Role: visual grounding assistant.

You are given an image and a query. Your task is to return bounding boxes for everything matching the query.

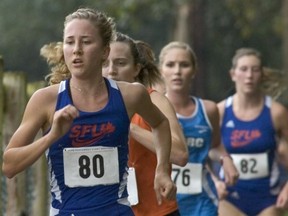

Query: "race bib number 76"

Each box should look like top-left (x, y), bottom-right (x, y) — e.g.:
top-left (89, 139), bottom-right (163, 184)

top-left (171, 163), bottom-right (202, 194)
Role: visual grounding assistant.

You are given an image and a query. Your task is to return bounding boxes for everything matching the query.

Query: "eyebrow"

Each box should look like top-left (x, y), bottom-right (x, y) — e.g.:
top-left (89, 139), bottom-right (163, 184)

top-left (64, 35), bottom-right (93, 39)
top-left (113, 57), bottom-right (128, 61)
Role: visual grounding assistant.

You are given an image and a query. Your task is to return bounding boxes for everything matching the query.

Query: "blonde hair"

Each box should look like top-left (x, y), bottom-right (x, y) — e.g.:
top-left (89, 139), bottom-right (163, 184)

top-left (261, 67), bottom-right (287, 99)
top-left (231, 48), bottom-right (287, 99)
top-left (231, 48), bottom-right (262, 69)
top-left (42, 8), bottom-right (116, 85)
top-left (64, 8), bottom-right (115, 47)
top-left (40, 42), bottom-right (69, 85)
top-left (158, 41), bottom-right (197, 71)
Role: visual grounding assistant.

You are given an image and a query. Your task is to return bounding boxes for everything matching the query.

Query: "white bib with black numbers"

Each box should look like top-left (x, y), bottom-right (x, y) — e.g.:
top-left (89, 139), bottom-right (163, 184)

top-left (172, 163), bottom-right (202, 194)
top-left (63, 146), bottom-right (119, 187)
top-left (231, 152), bottom-right (269, 179)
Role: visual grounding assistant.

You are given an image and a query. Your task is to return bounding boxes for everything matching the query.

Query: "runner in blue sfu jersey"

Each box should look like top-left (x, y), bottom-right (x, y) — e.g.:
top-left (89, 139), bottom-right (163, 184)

top-left (218, 48), bottom-right (288, 216)
top-left (2, 7), bottom-right (176, 216)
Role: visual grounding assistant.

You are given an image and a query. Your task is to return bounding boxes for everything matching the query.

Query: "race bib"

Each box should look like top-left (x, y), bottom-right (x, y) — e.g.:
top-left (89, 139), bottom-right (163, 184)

top-left (127, 167), bottom-right (139, 205)
top-left (63, 146), bottom-right (119, 187)
top-left (172, 163), bottom-right (202, 194)
top-left (231, 152), bottom-right (269, 179)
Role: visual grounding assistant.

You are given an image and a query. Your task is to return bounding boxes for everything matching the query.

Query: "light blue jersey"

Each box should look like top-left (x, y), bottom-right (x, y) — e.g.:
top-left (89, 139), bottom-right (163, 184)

top-left (172, 97), bottom-right (218, 216)
top-left (46, 78), bottom-right (134, 216)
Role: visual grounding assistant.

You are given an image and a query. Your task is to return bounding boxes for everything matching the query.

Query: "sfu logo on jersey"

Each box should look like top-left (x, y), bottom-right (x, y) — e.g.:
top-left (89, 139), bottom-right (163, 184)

top-left (69, 122), bottom-right (116, 147)
top-left (230, 129), bottom-right (261, 147)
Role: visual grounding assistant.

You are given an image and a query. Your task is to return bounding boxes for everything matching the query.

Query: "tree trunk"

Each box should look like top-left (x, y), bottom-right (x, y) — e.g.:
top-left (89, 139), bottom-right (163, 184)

top-left (0, 56), bottom-right (4, 216)
top-left (281, 0), bottom-right (288, 106)
top-left (27, 81), bottom-right (49, 216)
top-left (173, 0), bottom-right (207, 97)
top-left (173, 2), bottom-right (190, 43)
top-left (3, 72), bottom-right (28, 216)
top-left (189, 0), bottom-right (207, 97)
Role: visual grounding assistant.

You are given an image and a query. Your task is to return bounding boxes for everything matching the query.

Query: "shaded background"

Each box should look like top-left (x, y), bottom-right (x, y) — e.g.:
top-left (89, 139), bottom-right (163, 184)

top-left (0, 0), bottom-right (287, 103)
top-left (1, 1), bottom-right (288, 215)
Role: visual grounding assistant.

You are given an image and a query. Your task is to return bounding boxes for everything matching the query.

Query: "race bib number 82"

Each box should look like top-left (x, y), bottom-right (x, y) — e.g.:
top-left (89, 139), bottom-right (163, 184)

top-left (231, 152), bottom-right (269, 179)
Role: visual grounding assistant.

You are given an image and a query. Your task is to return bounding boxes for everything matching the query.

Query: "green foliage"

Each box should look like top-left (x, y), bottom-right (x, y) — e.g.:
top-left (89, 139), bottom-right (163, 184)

top-left (204, 0), bottom-right (282, 100)
top-left (0, 0), bottom-right (175, 81)
top-left (0, 0), bottom-right (285, 102)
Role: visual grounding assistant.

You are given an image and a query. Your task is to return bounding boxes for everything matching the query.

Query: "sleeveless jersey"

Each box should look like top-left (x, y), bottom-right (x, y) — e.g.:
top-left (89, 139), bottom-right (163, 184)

top-left (46, 78), bottom-right (132, 215)
top-left (128, 88), bottom-right (178, 216)
top-left (174, 97), bottom-right (218, 216)
top-left (221, 96), bottom-right (281, 192)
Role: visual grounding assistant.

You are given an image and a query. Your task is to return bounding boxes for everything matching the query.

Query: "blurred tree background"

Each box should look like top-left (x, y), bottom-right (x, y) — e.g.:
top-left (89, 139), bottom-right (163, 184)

top-left (0, 0), bottom-right (287, 103)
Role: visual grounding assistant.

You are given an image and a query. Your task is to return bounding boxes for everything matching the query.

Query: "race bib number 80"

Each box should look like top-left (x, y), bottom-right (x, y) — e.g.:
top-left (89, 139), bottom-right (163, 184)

top-left (63, 147), bottom-right (119, 187)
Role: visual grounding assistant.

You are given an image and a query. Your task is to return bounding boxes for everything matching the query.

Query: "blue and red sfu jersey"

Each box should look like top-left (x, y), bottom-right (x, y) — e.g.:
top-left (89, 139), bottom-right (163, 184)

top-left (221, 95), bottom-right (281, 194)
top-left (46, 78), bottom-right (131, 214)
